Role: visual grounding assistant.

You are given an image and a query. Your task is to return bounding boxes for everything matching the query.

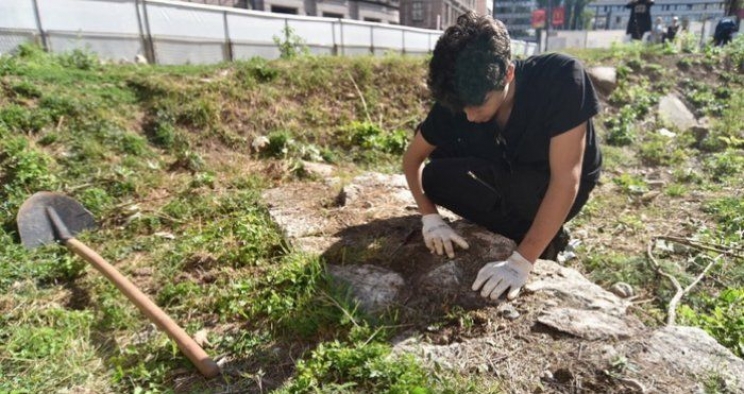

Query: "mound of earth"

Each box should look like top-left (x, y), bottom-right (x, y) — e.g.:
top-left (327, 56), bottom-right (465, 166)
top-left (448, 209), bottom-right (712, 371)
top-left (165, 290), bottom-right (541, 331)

top-left (261, 168), bottom-right (744, 393)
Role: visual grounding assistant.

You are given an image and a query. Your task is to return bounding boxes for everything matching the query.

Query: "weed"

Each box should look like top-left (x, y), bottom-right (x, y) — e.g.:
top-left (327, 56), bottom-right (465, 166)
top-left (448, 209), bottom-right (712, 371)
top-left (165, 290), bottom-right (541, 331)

top-left (639, 133), bottom-right (688, 166)
top-left (612, 173), bottom-right (648, 195)
top-left (664, 183), bottom-right (687, 197)
top-left (702, 197), bottom-right (744, 242)
top-left (265, 130), bottom-right (296, 158)
top-left (678, 288), bottom-right (744, 357)
top-left (672, 167), bottom-right (704, 184)
top-left (282, 338), bottom-right (434, 393)
top-left (0, 136), bottom-right (59, 194)
top-left (9, 80), bottom-right (42, 98)
top-left (236, 57), bottom-right (280, 84)
top-left (343, 121), bottom-right (408, 155)
top-left (604, 107), bottom-right (637, 146)
top-left (0, 104), bottom-right (53, 133)
top-left (0, 307), bottom-right (100, 394)
top-left (249, 252), bottom-right (355, 339)
top-left (57, 48), bottom-right (101, 71)
top-left (274, 25), bottom-right (310, 59)
top-left (703, 151), bottom-right (744, 181)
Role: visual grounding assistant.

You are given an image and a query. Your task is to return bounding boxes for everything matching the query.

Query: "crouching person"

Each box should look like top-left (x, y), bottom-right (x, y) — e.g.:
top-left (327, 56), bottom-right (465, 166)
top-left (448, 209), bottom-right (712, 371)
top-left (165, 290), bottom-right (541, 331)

top-left (402, 12), bottom-right (602, 301)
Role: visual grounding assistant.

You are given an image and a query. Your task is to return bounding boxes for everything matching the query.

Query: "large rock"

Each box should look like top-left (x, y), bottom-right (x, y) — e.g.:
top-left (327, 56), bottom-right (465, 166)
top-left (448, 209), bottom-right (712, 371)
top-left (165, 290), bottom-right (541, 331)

top-left (658, 94), bottom-right (697, 131)
top-left (326, 264), bottom-right (405, 313)
top-left (537, 307), bottom-right (637, 340)
top-left (638, 326), bottom-right (744, 389)
top-left (587, 66), bottom-right (617, 97)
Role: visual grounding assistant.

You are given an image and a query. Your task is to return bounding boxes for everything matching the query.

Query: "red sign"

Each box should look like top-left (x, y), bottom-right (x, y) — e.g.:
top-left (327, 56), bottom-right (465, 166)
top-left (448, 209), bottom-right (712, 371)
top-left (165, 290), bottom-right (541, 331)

top-left (552, 6), bottom-right (565, 26)
top-left (531, 9), bottom-right (546, 28)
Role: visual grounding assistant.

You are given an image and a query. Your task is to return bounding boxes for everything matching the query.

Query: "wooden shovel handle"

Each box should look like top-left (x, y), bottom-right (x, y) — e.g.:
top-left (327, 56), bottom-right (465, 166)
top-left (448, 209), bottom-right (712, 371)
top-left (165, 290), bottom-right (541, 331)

top-left (65, 238), bottom-right (220, 378)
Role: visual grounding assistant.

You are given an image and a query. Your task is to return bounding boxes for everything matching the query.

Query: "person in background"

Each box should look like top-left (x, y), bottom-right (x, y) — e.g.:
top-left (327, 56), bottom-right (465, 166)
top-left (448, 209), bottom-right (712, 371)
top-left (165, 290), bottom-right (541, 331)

top-left (402, 12), bottom-right (602, 301)
top-left (652, 16), bottom-right (665, 43)
top-left (713, 17), bottom-right (738, 46)
top-left (664, 16), bottom-right (681, 43)
top-left (626, 0), bottom-right (655, 40)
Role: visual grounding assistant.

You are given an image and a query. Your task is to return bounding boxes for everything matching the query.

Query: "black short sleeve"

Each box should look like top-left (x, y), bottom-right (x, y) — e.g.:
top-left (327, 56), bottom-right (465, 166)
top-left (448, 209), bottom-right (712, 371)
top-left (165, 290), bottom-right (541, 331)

top-left (544, 57), bottom-right (601, 137)
top-left (419, 103), bottom-right (453, 147)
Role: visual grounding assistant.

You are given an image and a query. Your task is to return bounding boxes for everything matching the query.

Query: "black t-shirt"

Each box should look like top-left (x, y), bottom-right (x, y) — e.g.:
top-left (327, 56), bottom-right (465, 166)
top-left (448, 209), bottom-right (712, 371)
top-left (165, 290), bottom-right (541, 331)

top-left (626, 0), bottom-right (654, 39)
top-left (420, 52), bottom-right (602, 184)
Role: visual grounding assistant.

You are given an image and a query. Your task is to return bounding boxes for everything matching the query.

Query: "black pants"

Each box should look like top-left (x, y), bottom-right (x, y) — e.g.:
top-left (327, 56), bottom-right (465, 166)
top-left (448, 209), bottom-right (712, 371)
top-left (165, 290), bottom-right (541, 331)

top-left (421, 156), bottom-right (594, 244)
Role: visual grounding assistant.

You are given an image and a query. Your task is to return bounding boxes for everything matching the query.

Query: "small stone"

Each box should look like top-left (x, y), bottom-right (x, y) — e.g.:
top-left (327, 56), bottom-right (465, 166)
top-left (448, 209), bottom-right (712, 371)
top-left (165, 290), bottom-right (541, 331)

top-left (251, 136), bottom-right (270, 152)
top-left (610, 282), bottom-right (634, 298)
top-left (541, 370), bottom-right (554, 381)
top-left (301, 161), bottom-right (334, 177)
top-left (497, 304), bottom-right (520, 320)
top-left (193, 329), bottom-right (211, 347)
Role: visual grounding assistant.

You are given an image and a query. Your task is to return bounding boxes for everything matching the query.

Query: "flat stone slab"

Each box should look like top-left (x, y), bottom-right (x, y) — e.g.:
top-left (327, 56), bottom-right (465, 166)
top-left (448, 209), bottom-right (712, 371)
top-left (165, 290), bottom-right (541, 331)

top-left (537, 307), bottom-right (637, 340)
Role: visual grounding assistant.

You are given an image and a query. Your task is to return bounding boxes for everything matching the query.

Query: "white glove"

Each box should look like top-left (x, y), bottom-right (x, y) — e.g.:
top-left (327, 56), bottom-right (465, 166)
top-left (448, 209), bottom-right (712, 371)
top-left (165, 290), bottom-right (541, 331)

top-left (472, 251), bottom-right (533, 300)
top-left (421, 213), bottom-right (469, 258)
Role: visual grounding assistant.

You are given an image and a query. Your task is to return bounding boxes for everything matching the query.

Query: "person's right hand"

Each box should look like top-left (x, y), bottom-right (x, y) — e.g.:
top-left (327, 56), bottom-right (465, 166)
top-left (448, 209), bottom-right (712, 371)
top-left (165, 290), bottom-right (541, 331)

top-left (421, 213), bottom-right (469, 258)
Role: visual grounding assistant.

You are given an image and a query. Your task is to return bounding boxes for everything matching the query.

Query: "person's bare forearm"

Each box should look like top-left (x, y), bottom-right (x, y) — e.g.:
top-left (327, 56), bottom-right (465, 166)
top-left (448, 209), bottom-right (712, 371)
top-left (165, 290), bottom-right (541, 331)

top-left (402, 133), bottom-right (438, 216)
top-left (403, 157), bottom-right (438, 215)
top-left (517, 178), bottom-right (579, 262)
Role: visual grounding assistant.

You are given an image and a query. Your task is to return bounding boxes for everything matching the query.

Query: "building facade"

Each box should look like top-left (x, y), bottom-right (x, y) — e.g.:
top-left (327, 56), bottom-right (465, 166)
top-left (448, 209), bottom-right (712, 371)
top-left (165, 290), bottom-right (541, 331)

top-left (182, 0), bottom-right (400, 24)
top-left (399, 0), bottom-right (489, 30)
top-left (587, 0), bottom-right (726, 30)
top-left (493, 0), bottom-right (537, 40)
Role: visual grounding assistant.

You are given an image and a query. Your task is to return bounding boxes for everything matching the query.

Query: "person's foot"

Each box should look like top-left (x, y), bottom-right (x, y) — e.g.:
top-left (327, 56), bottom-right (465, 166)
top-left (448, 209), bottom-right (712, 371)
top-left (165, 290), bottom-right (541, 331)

top-left (540, 227), bottom-right (570, 261)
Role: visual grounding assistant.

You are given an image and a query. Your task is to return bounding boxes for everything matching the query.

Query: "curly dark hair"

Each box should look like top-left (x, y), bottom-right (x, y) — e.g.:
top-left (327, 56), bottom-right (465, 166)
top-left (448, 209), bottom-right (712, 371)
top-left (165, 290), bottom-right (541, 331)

top-left (427, 12), bottom-right (511, 112)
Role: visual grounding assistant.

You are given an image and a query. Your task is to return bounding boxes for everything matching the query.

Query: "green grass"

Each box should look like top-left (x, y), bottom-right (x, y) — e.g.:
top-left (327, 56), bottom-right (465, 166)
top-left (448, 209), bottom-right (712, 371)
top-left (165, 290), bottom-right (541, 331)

top-left (1, 39), bottom-right (743, 392)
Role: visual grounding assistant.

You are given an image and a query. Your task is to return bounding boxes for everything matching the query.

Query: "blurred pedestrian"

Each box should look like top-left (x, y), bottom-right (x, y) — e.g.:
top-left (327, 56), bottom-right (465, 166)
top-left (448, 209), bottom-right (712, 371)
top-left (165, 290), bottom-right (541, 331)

top-left (652, 16), bottom-right (665, 43)
top-left (664, 16), bottom-right (681, 43)
top-left (713, 18), bottom-right (737, 46)
top-left (626, 0), bottom-right (655, 40)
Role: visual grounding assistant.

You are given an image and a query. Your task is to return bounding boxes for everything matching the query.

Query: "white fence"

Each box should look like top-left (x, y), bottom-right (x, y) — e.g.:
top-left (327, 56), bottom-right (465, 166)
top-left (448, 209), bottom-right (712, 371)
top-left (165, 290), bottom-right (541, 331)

top-left (540, 20), bottom-right (729, 52)
top-left (0, 0), bottom-right (539, 65)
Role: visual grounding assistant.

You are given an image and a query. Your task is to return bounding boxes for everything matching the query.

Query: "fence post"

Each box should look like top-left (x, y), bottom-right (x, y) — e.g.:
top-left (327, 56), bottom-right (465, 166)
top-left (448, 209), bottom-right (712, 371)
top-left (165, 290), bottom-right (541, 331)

top-left (339, 20), bottom-right (345, 55)
top-left (141, 0), bottom-right (157, 64)
top-left (223, 11), bottom-right (233, 62)
top-left (331, 20), bottom-right (337, 55)
top-left (134, 0), bottom-right (150, 62)
top-left (370, 25), bottom-right (374, 55)
top-left (31, 0), bottom-right (48, 52)
top-left (282, 18), bottom-right (288, 56)
top-left (401, 29), bottom-right (405, 55)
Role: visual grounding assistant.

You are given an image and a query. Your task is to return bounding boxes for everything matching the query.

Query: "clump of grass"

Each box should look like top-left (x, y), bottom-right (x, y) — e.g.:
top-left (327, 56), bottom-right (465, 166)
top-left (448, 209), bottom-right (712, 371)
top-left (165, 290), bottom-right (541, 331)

top-left (639, 133), bottom-right (688, 166)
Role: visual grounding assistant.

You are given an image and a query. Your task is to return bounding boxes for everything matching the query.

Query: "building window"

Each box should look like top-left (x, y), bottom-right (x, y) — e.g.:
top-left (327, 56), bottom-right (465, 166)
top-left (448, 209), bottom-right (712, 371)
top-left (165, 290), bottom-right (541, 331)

top-left (323, 12), bottom-right (344, 19)
top-left (364, 17), bottom-right (382, 22)
top-left (271, 6), bottom-right (297, 14)
top-left (412, 1), bottom-right (424, 22)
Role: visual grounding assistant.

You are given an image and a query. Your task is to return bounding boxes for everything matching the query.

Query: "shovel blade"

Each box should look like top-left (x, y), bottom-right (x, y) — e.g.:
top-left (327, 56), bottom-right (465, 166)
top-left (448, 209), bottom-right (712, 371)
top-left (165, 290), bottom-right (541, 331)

top-left (17, 192), bottom-right (96, 249)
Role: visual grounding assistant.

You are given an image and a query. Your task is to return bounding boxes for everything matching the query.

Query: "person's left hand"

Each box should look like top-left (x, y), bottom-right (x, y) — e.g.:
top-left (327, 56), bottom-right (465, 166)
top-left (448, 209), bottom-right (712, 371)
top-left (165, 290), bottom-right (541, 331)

top-left (472, 251), bottom-right (533, 300)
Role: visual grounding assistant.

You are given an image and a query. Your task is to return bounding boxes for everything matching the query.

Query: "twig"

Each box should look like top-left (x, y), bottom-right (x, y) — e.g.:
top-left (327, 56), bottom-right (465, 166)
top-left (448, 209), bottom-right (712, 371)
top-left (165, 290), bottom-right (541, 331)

top-left (654, 235), bottom-right (744, 258)
top-left (647, 241), bottom-right (721, 326)
top-left (347, 72), bottom-right (372, 123)
top-left (386, 227), bottom-right (417, 259)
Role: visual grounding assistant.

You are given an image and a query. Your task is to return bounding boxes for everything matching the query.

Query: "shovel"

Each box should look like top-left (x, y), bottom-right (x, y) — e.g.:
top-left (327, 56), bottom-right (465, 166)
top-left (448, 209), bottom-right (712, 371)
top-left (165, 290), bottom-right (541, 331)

top-left (17, 192), bottom-right (220, 378)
